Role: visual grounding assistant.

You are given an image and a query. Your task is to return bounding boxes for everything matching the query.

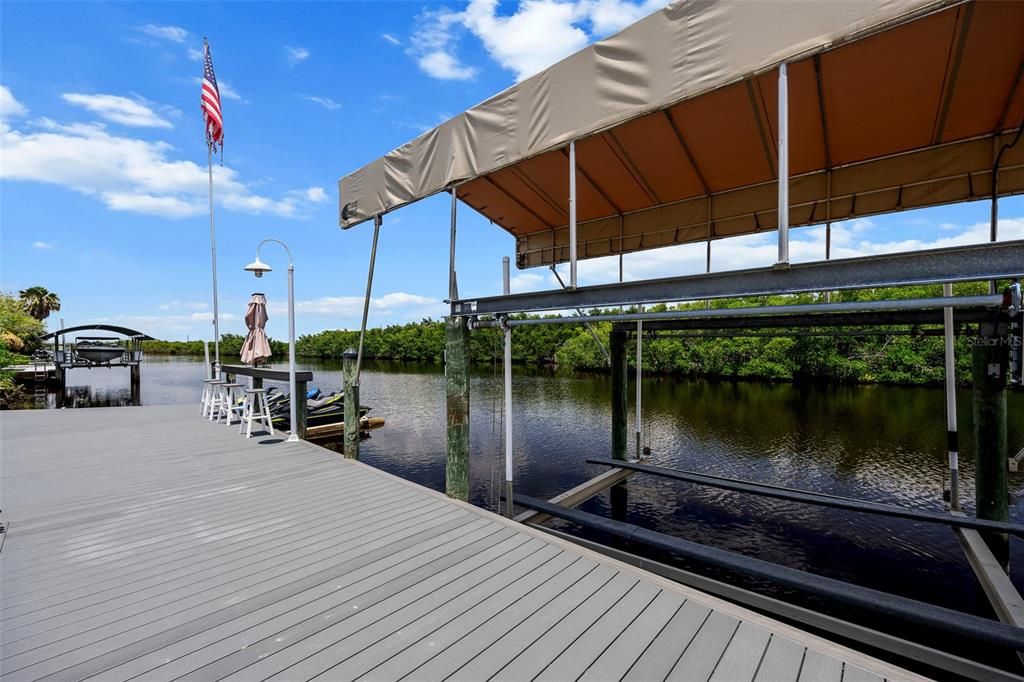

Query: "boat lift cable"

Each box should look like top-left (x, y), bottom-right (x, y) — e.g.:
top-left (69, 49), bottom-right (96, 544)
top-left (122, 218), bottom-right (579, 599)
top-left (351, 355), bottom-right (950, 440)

top-left (513, 493), bottom-right (1024, 651)
top-left (550, 265), bottom-right (610, 365)
top-left (587, 457), bottom-right (1024, 538)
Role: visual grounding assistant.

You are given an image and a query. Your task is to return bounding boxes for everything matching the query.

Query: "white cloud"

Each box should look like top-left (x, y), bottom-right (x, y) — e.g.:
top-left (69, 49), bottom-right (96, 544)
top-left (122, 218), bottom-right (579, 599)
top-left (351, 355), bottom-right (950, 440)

top-left (93, 311), bottom-right (238, 340)
top-left (410, 7), bottom-right (477, 81)
top-left (102, 192), bottom-right (199, 218)
top-left (2, 105), bottom-right (325, 220)
top-left (410, 0), bottom-right (668, 83)
top-left (381, 33), bottom-right (401, 46)
top-left (585, 0), bottom-right (666, 34)
top-left (218, 81), bottom-right (243, 101)
top-left (62, 93), bottom-right (174, 128)
top-left (509, 271), bottom-right (548, 292)
top-left (0, 85), bottom-right (28, 117)
top-left (419, 51), bottom-right (478, 81)
top-left (301, 95), bottom-right (341, 110)
top-left (303, 187), bottom-right (328, 202)
top-left (462, 0), bottom-right (589, 81)
top-left (159, 301), bottom-right (209, 311)
top-left (187, 47), bottom-right (204, 61)
top-left (32, 241), bottom-right (54, 250)
top-left (285, 46), bottom-right (310, 65)
top-left (139, 24), bottom-right (189, 43)
top-left (271, 292), bottom-right (446, 320)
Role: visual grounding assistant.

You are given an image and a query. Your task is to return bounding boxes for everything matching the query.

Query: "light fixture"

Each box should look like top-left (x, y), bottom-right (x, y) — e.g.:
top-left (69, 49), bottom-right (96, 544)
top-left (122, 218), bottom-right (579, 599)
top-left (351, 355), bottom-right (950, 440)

top-left (242, 239), bottom-right (299, 442)
top-left (244, 257), bottom-right (272, 278)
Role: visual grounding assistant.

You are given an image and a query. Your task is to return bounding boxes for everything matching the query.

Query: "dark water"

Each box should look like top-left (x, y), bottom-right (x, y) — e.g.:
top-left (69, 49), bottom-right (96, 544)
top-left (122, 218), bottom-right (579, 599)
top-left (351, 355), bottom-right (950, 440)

top-left (33, 355), bottom-right (1024, 663)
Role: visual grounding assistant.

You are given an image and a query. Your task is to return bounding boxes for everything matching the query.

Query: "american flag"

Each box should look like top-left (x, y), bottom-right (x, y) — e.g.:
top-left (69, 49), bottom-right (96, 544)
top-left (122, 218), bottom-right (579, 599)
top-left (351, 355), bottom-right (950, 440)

top-left (201, 40), bottom-right (223, 152)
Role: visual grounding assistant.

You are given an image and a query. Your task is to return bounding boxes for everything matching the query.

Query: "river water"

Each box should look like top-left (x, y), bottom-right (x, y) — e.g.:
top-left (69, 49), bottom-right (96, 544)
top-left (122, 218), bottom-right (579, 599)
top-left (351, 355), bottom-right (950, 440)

top-left (35, 355), bottom-right (1024, 660)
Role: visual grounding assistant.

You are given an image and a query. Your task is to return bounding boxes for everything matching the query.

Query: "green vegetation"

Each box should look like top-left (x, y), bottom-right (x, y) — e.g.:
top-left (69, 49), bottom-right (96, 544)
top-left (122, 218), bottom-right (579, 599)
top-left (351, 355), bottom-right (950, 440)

top-left (143, 333), bottom-right (288, 358)
top-left (0, 291), bottom-right (46, 354)
top-left (143, 283), bottom-right (996, 386)
top-left (0, 290), bottom-right (48, 407)
top-left (18, 286), bottom-right (61, 321)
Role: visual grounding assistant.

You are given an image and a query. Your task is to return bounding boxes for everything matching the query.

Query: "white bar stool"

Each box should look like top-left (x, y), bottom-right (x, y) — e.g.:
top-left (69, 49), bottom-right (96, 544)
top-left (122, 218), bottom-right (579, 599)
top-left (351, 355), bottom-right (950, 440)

top-left (219, 382), bottom-right (246, 425)
top-left (240, 387), bottom-right (274, 438)
top-left (203, 379), bottom-right (226, 419)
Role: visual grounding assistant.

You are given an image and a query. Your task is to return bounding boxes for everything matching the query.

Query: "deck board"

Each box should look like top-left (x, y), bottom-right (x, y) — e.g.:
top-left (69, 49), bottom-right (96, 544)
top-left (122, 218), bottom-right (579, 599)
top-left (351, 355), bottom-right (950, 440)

top-left (0, 404), bottom-right (925, 681)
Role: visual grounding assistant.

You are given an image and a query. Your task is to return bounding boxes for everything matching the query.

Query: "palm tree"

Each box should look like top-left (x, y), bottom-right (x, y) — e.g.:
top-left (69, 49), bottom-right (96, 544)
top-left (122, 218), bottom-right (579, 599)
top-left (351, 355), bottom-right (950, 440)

top-left (19, 286), bottom-right (61, 321)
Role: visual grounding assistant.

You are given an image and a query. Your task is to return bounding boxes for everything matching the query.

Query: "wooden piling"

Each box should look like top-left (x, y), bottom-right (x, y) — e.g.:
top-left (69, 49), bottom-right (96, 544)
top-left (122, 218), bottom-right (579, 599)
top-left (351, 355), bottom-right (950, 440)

top-left (973, 318), bottom-right (1010, 568)
top-left (342, 348), bottom-right (359, 459)
top-left (610, 328), bottom-right (628, 461)
top-left (129, 364), bottom-right (141, 405)
top-left (295, 379), bottom-right (308, 440)
top-left (446, 316), bottom-right (470, 501)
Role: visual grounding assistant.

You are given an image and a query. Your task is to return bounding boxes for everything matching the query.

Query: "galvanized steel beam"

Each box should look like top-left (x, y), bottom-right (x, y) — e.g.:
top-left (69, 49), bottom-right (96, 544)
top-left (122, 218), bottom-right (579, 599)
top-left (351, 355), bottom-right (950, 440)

top-left (452, 241), bottom-right (1024, 316)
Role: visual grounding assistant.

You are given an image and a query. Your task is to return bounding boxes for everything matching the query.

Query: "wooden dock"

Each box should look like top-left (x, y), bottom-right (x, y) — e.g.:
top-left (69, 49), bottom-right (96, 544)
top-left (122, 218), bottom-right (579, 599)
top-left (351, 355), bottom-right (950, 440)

top-left (0, 404), bottom-right (922, 681)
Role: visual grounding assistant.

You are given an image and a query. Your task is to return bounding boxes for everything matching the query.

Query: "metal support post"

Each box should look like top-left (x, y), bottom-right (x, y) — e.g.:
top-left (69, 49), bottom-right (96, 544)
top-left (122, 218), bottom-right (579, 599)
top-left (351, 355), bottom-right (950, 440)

top-left (990, 138), bottom-right (1000, 295)
top-left (635, 319), bottom-right (643, 460)
top-left (825, 171), bottom-right (833, 303)
top-left (356, 215), bottom-right (382, 383)
top-left (943, 283), bottom-right (960, 511)
top-left (449, 187), bottom-right (458, 302)
top-left (777, 62), bottom-right (790, 266)
top-left (286, 262), bottom-right (299, 442)
top-left (569, 141), bottom-right (578, 288)
top-left (502, 256), bottom-right (514, 516)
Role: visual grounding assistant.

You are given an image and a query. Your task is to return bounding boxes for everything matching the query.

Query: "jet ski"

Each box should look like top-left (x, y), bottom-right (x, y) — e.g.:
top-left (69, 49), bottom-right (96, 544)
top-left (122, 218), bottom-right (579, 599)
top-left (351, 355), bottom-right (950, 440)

top-left (263, 386), bottom-right (370, 429)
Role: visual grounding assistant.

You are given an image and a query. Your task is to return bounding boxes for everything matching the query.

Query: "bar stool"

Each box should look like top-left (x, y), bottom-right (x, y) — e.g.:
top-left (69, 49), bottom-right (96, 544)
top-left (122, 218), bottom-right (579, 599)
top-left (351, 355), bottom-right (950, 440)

top-left (218, 382), bottom-right (246, 425)
top-left (239, 388), bottom-right (274, 438)
top-left (203, 379), bottom-right (226, 419)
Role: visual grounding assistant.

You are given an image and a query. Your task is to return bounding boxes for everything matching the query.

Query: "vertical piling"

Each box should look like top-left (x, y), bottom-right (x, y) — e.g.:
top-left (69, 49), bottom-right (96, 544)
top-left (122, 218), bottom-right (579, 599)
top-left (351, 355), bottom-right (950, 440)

top-left (342, 348), bottom-right (360, 459)
top-left (973, 317), bottom-right (1010, 568)
top-left (610, 328), bottom-right (628, 461)
top-left (295, 379), bottom-right (308, 441)
top-left (446, 316), bottom-right (471, 501)
top-left (130, 364), bottom-right (141, 406)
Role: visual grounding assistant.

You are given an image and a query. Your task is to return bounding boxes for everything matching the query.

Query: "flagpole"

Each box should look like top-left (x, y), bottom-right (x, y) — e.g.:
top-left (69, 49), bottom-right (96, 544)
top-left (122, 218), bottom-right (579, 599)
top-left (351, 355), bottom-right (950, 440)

top-left (208, 144), bottom-right (221, 372)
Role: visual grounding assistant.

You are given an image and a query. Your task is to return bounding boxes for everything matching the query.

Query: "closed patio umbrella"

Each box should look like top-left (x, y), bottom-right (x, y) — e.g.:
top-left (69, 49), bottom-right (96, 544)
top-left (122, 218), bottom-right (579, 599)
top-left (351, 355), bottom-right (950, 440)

top-left (240, 293), bottom-right (272, 365)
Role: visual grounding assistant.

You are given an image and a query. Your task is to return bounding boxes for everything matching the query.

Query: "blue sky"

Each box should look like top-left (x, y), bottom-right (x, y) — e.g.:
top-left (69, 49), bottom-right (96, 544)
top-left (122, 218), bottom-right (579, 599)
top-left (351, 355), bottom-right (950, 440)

top-left (1, 0), bottom-right (1021, 342)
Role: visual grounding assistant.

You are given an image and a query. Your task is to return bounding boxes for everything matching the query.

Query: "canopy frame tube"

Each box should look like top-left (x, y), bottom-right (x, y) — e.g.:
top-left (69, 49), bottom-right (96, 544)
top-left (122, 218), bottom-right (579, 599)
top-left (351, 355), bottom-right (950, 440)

top-left (777, 62), bottom-right (790, 266)
top-left (355, 215), bottom-right (381, 383)
top-left (569, 140), bottom-right (578, 288)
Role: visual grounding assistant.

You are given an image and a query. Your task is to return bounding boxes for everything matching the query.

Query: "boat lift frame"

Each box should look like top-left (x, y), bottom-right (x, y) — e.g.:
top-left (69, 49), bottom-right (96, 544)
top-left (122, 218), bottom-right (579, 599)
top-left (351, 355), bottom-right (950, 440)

top-left (341, 45), bottom-right (1024, 671)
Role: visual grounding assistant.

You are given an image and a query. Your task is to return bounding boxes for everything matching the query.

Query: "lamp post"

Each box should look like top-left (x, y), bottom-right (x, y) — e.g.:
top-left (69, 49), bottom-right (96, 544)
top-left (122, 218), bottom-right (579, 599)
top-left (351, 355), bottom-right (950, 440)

top-left (244, 238), bottom-right (298, 443)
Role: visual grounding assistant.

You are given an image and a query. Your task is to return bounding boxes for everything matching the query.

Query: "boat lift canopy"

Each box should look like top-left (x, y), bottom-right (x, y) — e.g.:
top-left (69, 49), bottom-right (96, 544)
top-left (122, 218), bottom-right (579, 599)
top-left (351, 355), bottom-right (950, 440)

top-left (339, 0), bottom-right (1024, 269)
top-left (42, 325), bottom-right (154, 341)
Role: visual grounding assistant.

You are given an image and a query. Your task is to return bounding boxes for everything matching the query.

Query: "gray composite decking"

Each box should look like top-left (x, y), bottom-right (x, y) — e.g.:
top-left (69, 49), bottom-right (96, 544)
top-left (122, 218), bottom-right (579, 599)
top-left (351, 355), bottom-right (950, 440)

top-left (0, 404), bottom-right (925, 681)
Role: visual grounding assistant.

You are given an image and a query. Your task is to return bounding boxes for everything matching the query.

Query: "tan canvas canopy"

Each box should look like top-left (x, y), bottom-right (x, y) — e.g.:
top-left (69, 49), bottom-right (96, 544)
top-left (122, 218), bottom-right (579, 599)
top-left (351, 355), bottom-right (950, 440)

top-left (339, 0), bottom-right (1024, 269)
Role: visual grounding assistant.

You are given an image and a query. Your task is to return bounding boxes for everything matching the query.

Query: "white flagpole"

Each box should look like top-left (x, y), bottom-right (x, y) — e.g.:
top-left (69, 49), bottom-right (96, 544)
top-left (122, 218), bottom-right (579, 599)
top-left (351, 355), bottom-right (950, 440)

top-left (207, 143), bottom-right (221, 373)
